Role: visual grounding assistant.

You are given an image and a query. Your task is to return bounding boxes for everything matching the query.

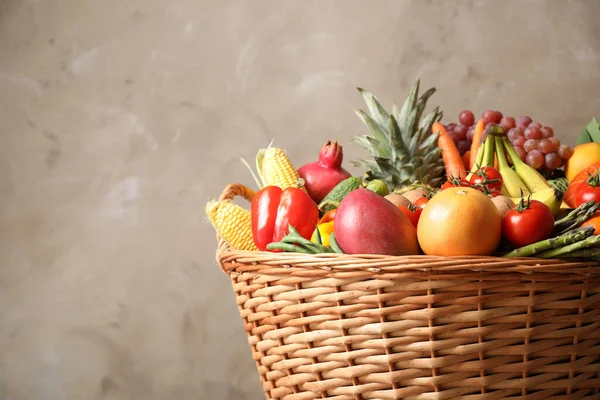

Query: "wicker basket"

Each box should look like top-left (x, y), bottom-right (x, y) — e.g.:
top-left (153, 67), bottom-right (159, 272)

top-left (215, 184), bottom-right (600, 399)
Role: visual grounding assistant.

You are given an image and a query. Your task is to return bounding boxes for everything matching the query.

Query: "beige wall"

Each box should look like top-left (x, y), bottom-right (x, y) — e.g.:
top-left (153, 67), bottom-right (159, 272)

top-left (1, 1), bottom-right (599, 399)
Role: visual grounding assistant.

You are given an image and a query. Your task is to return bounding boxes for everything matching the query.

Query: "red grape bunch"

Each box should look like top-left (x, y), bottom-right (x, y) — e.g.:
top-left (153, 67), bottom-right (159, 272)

top-left (444, 109), bottom-right (573, 172)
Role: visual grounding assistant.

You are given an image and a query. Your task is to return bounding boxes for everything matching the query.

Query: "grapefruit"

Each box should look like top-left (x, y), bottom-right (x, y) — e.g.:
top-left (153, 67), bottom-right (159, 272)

top-left (417, 187), bottom-right (502, 256)
top-left (565, 142), bottom-right (600, 182)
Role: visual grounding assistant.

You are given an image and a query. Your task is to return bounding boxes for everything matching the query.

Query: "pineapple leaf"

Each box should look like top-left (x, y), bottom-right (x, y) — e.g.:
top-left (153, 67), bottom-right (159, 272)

top-left (351, 159), bottom-right (380, 171)
top-left (418, 108), bottom-right (441, 135)
top-left (397, 80), bottom-right (420, 144)
top-left (432, 164), bottom-right (446, 176)
top-left (410, 166), bottom-right (423, 181)
top-left (365, 169), bottom-right (391, 183)
top-left (411, 108), bottom-right (441, 155)
top-left (374, 157), bottom-right (403, 178)
top-left (355, 109), bottom-right (388, 145)
top-left (388, 115), bottom-right (408, 161)
top-left (352, 135), bottom-right (391, 158)
top-left (357, 88), bottom-right (391, 129)
top-left (419, 130), bottom-right (440, 154)
top-left (422, 149), bottom-right (440, 170)
top-left (429, 177), bottom-right (442, 187)
top-left (415, 87), bottom-right (436, 125)
top-left (391, 103), bottom-right (401, 123)
top-left (351, 79), bottom-right (445, 191)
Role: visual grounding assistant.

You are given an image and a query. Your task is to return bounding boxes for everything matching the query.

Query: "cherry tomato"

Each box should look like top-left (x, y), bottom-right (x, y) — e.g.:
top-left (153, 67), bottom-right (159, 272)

top-left (470, 166), bottom-right (503, 194)
top-left (441, 177), bottom-right (471, 190)
top-left (398, 204), bottom-right (422, 228)
top-left (573, 172), bottom-right (600, 207)
top-left (319, 209), bottom-right (337, 224)
top-left (414, 196), bottom-right (429, 209)
top-left (503, 199), bottom-right (554, 247)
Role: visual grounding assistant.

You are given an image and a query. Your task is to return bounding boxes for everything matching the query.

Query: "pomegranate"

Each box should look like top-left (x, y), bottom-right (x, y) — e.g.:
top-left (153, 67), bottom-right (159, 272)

top-left (298, 140), bottom-right (352, 203)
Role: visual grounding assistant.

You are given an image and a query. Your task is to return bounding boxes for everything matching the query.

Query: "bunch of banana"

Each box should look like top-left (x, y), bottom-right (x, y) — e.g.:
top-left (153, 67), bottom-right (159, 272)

top-left (467, 126), bottom-right (563, 216)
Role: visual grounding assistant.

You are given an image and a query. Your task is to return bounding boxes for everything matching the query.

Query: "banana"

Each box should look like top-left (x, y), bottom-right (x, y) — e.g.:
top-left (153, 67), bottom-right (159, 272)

top-left (510, 187), bottom-right (564, 216)
top-left (502, 137), bottom-right (551, 193)
top-left (466, 138), bottom-right (486, 180)
top-left (495, 136), bottom-right (530, 197)
top-left (481, 134), bottom-right (495, 167)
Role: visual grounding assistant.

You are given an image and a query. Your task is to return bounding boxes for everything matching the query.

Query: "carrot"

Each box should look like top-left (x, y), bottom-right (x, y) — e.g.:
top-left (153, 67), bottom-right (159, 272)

top-left (433, 122), bottom-right (467, 179)
top-left (469, 119), bottom-right (485, 169)
top-left (462, 150), bottom-right (471, 170)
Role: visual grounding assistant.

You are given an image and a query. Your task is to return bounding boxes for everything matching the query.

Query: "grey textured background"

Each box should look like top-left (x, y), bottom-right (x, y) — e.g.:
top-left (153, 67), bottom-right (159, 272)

top-left (1, 0), bottom-right (599, 399)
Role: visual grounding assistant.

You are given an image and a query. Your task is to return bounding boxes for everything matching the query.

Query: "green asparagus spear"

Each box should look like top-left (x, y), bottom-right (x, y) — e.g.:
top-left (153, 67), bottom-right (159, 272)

top-left (329, 232), bottom-right (345, 254)
top-left (548, 177), bottom-right (570, 194)
top-left (503, 226), bottom-right (595, 258)
top-left (554, 247), bottom-right (600, 259)
top-left (554, 201), bottom-right (600, 235)
top-left (537, 234), bottom-right (600, 258)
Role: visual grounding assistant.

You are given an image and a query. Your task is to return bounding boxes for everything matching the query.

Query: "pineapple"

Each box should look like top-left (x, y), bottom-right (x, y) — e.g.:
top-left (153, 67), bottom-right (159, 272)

top-left (352, 80), bottom-right (446, 193)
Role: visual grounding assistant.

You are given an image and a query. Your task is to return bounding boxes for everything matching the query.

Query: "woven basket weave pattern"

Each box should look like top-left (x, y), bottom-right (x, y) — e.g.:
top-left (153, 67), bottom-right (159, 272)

top-left (215, 185), bottom-right (600, 399)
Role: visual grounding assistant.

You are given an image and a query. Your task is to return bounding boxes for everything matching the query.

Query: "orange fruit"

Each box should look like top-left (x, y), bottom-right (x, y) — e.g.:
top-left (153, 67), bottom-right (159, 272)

top-left (565, 143), bottom-right (600, 182)
top-left (581, 212), bottom-right (600, 235)
top-left (417, 187), bottom-right (502, 256)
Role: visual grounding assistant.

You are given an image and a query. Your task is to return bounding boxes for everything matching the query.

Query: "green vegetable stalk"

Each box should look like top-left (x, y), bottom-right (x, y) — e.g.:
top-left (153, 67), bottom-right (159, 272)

top-left (537, 234), bottom-right (600, 258)
top-left (502, 226), bottom-right (595, 258)
top-left (329, 232), bottom-right (345, 254)
top-left (555, 248), bottom-right (600, 259)
top-left (553, 201), bottom-right (600, 235)
top-left (266, 225), bottom-right (336, 254)
top-left (548, 177), bottom-right (570, 194)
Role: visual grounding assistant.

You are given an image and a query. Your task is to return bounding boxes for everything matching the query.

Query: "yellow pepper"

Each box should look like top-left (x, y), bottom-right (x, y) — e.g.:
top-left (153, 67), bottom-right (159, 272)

top-left (311, 221), bottom-right (335, 247)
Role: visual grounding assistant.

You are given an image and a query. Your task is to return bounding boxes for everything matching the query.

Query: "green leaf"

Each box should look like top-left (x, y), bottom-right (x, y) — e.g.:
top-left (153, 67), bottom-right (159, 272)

top-left (351, 159), bottom-right (381, 173)
top-left (414, 87), bottom-right (436, 125)
top-left (411, 108), bottom-right (439, 155)
top-left (374, 157), bottom-right (402, 177)
top-left (391, 103), bottom-right (401, 123)
top-left (357, 88), bottom-right (390, 130)
top-left (577, 129), bottom-right (592, 145)
top-left (397, 80), bottom-right (419, 144)
top-left (351, 135), bottom-right (390, 158)
top-left (388, 115), bottom-right (408, 160)
top-left (355, 109), bottom-right (388, 145)
top-left (587, 117), bottom-right (600, 142)
top-left (420, 130), bottom-right (440, 153)
top-left (576, 117), bottom-right (600, 145)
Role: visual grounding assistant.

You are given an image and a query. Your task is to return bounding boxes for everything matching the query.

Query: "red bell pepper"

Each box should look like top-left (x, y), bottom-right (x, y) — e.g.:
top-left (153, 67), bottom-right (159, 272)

top-left (251, 186), bottom-right (319, 251)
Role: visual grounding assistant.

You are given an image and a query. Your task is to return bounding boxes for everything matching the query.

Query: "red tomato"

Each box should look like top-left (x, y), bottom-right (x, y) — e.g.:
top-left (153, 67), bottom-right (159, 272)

top-left (414, 196), bottom-right (429, 209)
top-left (319, 209), bottom-right (337, 224)
top-left (441, 177), bottom-right (471, 190)
top-left (573, 172), bottom-right (600, 207)
top-left (565, 161), bottom-right (600, 207)
top-left (503, 199), bottom-right (554, 247)
top-left (488, 189), bottom-right (502, 198)
top-left (398, 204), bottom-right (422, 228)
top-left (470, 166), bottom-right (503, 194)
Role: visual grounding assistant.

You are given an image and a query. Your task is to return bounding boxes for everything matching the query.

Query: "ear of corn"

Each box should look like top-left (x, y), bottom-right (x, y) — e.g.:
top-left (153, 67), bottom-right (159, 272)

top-left (205, 199), bottom-right (257, 251)
top-left (256, 146), bottom-right (304, 190)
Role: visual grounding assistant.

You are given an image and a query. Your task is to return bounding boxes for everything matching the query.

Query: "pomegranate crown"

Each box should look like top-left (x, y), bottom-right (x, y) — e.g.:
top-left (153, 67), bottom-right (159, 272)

top-left (319, 140), bottom-right (343, 168)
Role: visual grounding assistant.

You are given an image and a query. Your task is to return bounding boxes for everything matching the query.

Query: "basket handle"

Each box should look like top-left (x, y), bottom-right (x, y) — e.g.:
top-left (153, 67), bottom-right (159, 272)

top-left (218, 183), bottom-right (255, 202)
